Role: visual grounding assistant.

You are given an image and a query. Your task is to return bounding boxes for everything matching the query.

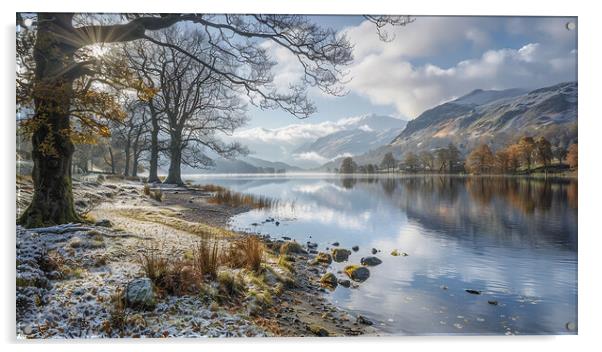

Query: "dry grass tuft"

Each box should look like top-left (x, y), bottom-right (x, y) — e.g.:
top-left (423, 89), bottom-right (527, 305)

top-left (207, 188), bottom-right (275, 209)
top-left (150, 189), bottom-right (163, 202)
top-left (109, 287), bottom-right (127, 333)
top-left (192, 238), bottom-right (220, 280)
top-left (143, 184), bottom-right (151, 196)
top-left (223, 236), bottom-right (265, 273)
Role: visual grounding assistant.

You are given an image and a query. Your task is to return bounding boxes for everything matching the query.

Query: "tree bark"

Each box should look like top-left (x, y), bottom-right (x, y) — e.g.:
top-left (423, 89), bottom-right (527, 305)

top-left (18, 14), bottom-right (80, 227)
top-left (147, 108), bottom-right (161, 183)
top-left (163, 133), bottom-right (183, 185)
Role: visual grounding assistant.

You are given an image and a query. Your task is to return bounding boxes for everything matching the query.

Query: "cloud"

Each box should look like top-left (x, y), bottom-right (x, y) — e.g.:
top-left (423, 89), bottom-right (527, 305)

top-left (341, 17), bottom-right (577, 118)
top-left (346, 42), bottom-right (576, 117)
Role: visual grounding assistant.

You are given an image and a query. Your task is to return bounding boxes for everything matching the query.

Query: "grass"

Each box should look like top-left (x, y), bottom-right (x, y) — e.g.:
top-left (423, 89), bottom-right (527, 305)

top-left (143, 184), bottom-right (151, 196)
top-left (196, 184), bottom-right (276, 209)
top-left (117, 208), bottom-right (237, 238)
top-left (223, 236), bottom-right (265, 273)
top-left (192, 238), bottom-right (220, 280)
top-left (109, 287), bottom-right (127, 334)
top-left (150, 189), bottom-right (163, 202)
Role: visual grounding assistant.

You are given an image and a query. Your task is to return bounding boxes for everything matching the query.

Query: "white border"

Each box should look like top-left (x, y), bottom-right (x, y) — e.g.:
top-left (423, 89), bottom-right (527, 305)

top-left (2, 1), bottom-right (600, 352)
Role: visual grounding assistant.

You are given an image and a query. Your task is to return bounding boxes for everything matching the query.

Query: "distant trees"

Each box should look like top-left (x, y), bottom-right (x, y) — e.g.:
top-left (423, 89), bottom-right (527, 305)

top-left (567, 143), bottom-right (578, 169)
top-left (419, 150), bottom-right (435, 171)
top-left (466, 144), bottom-right (495, 174)
top-left (403, 152), bottom-right (420, 172)
top-left (435, 143), bottom-right (462, 173)
top-left (535, 136), bottom-right (553, 175)
top-left (380, 152), bottom-right (396, 173)
top-left (339, 157), bottom-right (357, 174)
top-left (464, 136), bottom-right (574, 175)
top-left (517, 136), bottom-right (536, 172)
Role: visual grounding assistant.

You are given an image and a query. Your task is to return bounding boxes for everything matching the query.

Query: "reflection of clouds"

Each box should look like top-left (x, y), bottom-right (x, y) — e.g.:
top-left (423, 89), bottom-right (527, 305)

top-left (219, 175), bottom-right (576, 334)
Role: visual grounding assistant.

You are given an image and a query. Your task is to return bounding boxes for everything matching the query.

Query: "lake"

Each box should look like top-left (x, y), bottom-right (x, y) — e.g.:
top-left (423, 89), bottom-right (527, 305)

top-left (186, 174), bottom-right (578, 335)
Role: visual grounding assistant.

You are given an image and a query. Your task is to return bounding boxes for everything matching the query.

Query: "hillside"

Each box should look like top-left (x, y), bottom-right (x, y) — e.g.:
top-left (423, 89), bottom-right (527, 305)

top-left (321, 82), bottom-right (577, 169)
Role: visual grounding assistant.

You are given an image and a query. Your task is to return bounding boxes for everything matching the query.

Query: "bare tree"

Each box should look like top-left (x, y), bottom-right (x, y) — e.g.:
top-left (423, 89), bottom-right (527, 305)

top-left (17, 13), bottom-right (411, 227)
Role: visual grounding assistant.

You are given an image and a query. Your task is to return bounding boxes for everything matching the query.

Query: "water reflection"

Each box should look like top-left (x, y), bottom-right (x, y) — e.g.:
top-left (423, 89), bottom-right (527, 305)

top-left (186, 174), bottom-right (577, 335)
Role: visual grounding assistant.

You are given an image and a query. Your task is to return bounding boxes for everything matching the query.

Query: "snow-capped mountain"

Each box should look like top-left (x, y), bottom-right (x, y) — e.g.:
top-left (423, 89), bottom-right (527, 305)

top-left (293, 114), bottom-right (407, 162)
top-left (321, 81), bottom-right (577, 169)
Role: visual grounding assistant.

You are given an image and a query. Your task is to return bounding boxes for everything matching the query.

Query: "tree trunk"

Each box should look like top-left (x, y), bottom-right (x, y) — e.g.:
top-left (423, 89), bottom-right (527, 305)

top-left (164, 134), bottom-right (183, 185)
top-left (123, 144), bottom-right (131, 176)
top-left (147, 109), bottom-right (160, 183)
top-left (18, 15), bottom-right (80, 227)
top-left (108, 146), bottom-right (115, 174)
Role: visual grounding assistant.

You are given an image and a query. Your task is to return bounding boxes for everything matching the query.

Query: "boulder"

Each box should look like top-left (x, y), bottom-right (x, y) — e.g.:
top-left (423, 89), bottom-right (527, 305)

top-left (125, 278), bottom-right (156, 309)
top-left (344, 265), bottom-right (370, 282)
top-left (308, 324), bottom-right (330, 337)
top-left (337, 279), bottom-right (351, 288)
top-left (314, 252), bottom-right (332, 265)
top-left (360, 256), bottom-right (382, 266)
top-left (319, 272), bottom-right (338, 289)
top-left (371, 248), bottom-right (378, 255)
top-left (332, 248), bottom-right (351, 262)
top-left (280, 241), bottom-right (306, 255)
top-left (357, 315), bottom-right (373, 325)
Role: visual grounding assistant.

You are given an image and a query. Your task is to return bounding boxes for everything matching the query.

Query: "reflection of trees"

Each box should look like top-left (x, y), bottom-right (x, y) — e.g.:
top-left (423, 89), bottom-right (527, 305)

top-left (389, 176), bottom-right (577, 250)
top-left (380, 178), bottom-right (398, 196)
top-left (340, 177), bottom-right (357, 189)
top-left (465, 177), bottom-right (559, 214)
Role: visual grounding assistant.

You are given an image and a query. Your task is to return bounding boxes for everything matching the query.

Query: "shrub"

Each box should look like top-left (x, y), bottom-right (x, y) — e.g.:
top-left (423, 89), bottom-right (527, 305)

top-left (217, 270), bottom-right (245, 297)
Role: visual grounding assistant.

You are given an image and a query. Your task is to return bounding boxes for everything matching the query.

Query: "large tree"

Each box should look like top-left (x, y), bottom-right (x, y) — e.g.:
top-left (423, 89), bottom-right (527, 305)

top-left (16, 13), bottom-right (411, 227)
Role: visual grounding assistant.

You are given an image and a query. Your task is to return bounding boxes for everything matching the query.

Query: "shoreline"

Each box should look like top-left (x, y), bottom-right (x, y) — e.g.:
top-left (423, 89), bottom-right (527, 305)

top-left (16, 175), bottom-right (378, 338)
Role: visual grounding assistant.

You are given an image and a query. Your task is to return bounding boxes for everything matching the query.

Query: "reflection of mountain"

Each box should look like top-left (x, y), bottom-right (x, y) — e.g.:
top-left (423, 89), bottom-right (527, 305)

top-left (183, 156), bottom-right (302, 174)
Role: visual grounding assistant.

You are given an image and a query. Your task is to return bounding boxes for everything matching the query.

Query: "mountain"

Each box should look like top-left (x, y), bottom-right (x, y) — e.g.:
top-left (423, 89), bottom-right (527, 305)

top-left (240, 156), bottom-right (304, 172)
top-left (321, 82), bottom-right (577, 169)
top-left (293, 114), bottom-right (407, 161)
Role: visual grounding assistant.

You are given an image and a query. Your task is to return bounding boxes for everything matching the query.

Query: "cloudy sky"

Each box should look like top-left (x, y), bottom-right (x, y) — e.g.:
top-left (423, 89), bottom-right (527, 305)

top-left (226, 16), bottom-right (577, 164)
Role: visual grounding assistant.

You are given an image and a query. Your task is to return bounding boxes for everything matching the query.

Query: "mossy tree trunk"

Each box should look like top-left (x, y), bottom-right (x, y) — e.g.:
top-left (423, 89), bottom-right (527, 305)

top-left (18, 14), bottom-right (80, 227)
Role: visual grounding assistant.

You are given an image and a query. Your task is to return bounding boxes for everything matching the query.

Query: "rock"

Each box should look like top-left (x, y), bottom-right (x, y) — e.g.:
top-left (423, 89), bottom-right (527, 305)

top-left (306, 242), bottom-right (318, 249)
top-left (352, 245), bottom-right (359, 252)
top-left (465, 289), bottom-right (481, 295)
top-left (314, 252), bottom-right (332, 265)
top-left (331, 242), bottom-right (340, 247)
top-left (319, 272), bottom-right (338, 289)
top-left (487, 300), bottom-right (498, 305)
top-left (371, 248), bottom-right (378, 255)
top-left (280, 241), bottom-right (306, 255)
top-left (357, 315), bottom-right (373, 325)
top-left (360, 256), bottom-right (382, 266)
top-left (94, 219), bottom-right (113, 227)
top-left (337, 279), bottom-right (351, 288)
top-left (391, 249), bottom-right (408, 257)
top-left (125, 278), bottom-right (156, 309)
top-left (282, 236), bottom-right (291, 240)
top-left (275, 221), bottom-right (280, 226)
top-left (332, 248), bottom-right (351, 262)
top-left (344, 265), bottom-right (370, 282)
top-left (308, 324), bottom-right (330, 337)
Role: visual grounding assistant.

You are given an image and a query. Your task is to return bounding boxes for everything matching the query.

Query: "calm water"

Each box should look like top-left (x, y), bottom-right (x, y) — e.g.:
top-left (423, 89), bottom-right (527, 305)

top-left (187, 174), bottom-right (578, 335)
